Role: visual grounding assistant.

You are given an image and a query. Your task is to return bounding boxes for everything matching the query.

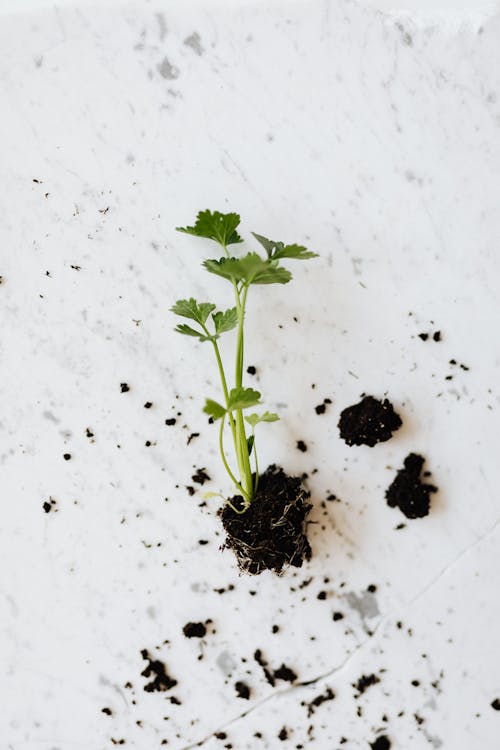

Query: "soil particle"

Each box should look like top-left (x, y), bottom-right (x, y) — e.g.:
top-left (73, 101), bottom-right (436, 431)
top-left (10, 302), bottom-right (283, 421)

top-left (338, 396), bottom-right (402, 447)
top-left (42, 499), bottom-right (55, 513)
top-left (386, 453), bottom-right (438, 519)
top-left (165, 418), bottom-right (176, 426)
top-left (306, 686), bottom-right (335, 716)
top-left (370, 737), bottom-right (391, 750)
top-left (192, 468), bottom-right (210, 485)
top-left (187, 432), bottom-right (200, 445)
top-left (182, 622), bottom-right (207, 638)
top-left (297, 440), bottom-right (307, 452)
top-left (247, 365), bottom-right (257, 375)
top-left (120, 383), bottom-right (130, 393)
top-left (278, 727), bottom-right (288, 741)
top-left (254, 649), bottom-right (275, 686)
top-left (63, 453), bottom-right (71, 461)
top-left (491, 698), bottom-right (500, 710)
top-left (333, 611), bottom-right (344, 621)
top-left (353, 673), bottom-right (380, 697)
top-left (140, 650), bottom-right (177, 692)
top-left (219, 465), bottom-right (312, 575)
top-left (235, 681), bottom-right (251, 699)
top-left (273, 664), bottom-right (297, 683)
top-left (101, 707), bottom-right (112, 715)
top-left (144, 402), bottom-right (153, 409)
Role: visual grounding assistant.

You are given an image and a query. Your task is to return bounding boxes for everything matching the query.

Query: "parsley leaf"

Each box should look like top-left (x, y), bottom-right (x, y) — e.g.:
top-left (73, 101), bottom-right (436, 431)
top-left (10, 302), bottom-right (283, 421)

top-left (212, 307), bottom-right (238, 335)
top-left (252, 232), bottom-right (317, 261)
top-left (177, 210), bottom-right (243, 246)
top-left (271, 243), bottom-right (318, 261)
top-left (203, 399), bottom-right (226, 421)
top-left (245, 411), bottom-right (280, 427)
top-left (204, 253), bottom-right (291, 286)
top-left (170, 298), bottom-right (216, 326)
top-left (174, 323), bottom-right (215, 342)
top-left (227, 387), bottom-right (261, 411)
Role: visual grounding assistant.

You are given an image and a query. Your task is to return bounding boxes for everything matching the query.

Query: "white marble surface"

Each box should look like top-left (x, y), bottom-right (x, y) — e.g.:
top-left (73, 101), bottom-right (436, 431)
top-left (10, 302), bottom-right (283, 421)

top-left (1, 1), bottom-right (500, 748)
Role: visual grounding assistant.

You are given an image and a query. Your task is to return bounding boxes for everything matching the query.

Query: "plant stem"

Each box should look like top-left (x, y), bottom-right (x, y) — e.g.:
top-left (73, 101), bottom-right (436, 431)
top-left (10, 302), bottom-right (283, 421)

top-left (219, 414), bottom-right (250, 503)
top-left (233, 282), bottom-right (253, 501)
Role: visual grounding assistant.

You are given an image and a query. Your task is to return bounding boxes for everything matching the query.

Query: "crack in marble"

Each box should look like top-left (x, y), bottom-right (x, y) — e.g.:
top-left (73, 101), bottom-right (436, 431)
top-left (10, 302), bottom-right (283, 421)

top-left (178, 519), bottom-right (500, 748)
top-left (177, 619), bottom-right (385, 749)
top-left (404, 516), bottom-right (500, 609)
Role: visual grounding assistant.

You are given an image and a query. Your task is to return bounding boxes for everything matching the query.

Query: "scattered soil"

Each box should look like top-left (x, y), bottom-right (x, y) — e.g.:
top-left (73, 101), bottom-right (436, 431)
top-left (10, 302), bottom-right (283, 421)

top-left (247, 365), bottom-right (257, 375)
top-left (370, 737), bottom-right (391, 750)
top-left (491, 698), bottom-right (500, 711)
top-left (353, 673), bottom-right (380, 697)
top-left (140, 650), bottom-right (177, 692)
top-left (192, 468), bottom-right (210, 485)
top-left (297, 440), bottom-right (307, 452)
top-left (120, 383), bottom-right (130, 393)
top-left (219, 465), bottom-right (312, 575)
top-left (182, 622), bottom-right (207, 638)
top-left (338, 396), bottom-right (402, 447)
top-left (386, 453), bottom-right (438, 519)
top-left (274, 664), bottom-right (297, 683)
top-left (306, 686), bottom-right (335, 716)
top-left (253, 649), bottom-right (297, 685)
top-left (235, 681), bottom-right (250, 699)
top-left (165, 418), bottom-right (176, 426)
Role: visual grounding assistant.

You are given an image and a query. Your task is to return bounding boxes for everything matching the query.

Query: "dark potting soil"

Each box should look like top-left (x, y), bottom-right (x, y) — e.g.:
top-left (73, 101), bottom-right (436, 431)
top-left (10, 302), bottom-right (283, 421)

top-left (182, 622), bottom-right (207, 638)
top-left (386, 453), bottom-right (438, 519)
top-left (235, 681), bottom-right (251, 699)
top-left (370, 736), bottom-right (391, 750)
top-left (338, 396), bottom-right (402, 447)
top-left (140, 649), bottom-right (177, 692)
top-left (306, 686), bottom-right (335, 716)
top-left (219, 465), bottom-right (312, 575)
top-left (353, 673), bottom-right (380, 697)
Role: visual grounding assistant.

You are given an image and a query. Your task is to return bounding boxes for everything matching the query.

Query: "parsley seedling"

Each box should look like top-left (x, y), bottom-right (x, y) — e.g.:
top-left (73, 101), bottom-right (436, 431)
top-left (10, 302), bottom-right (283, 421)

top-left (171, 210), bottom-right (317, 511)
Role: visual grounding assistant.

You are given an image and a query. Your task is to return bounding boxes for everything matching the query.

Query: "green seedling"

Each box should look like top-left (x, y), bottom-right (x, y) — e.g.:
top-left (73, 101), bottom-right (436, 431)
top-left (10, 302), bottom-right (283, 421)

top-left (171, 210), bottom-right (317, 511)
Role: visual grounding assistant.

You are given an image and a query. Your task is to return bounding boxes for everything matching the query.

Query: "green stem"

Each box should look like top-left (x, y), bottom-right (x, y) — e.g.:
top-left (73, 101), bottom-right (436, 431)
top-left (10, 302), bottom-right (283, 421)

top-left (219, 415), bottom-right (250, 503)
top-left (233, 282), bottom-right (253, 500)
top-left (252, 428), bottom-right (260, 496)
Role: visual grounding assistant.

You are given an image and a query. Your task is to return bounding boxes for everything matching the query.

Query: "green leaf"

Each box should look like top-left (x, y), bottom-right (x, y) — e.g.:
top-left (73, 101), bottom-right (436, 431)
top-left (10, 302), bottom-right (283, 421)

top-left (246, 434), bottom-right (255, 456)
top-left (174, 323), bottom-right (215, 342)
top-left (227, 387), bottom-right (261, 411)
top-left (245, 411), bottom-right (280, 427)
top-left (251, 232), bottom-right (278, 258)
top-left (203, 398), bottom-right (226, 421)
top-left (271, 243), bottom-right (318, 261)
top-left (212, 307), bottom-right (238, 335)
top-left (204, 253), bottom-right (292, 286)
top-left (177, 210), bottom-right (243, 246)
top-left (252, 232), bottom-right (318, 261)
top-left (170, 298), bottom-right (216, 326)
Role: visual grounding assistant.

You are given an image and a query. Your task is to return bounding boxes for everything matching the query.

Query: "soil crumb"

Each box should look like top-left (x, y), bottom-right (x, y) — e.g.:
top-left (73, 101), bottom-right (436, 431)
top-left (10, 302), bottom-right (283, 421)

top-left (338, 395), bottom-right (402, 447)
top-left (140, 650), bottom-right (177, 692)
top-left (370, 737), bottom-right (391, 750)
top-left (235, 681), bottom-right (250, 699)
top-left (219, 465), bottom-right (312, 575)
top-left (353, 673), bottom-right (380, 697)
top-left (386, 453), bottom-right (437, 519)
top-left (182, 622), bottom-right (207, 638)
top-left (306, 686), bottom-right (335, 716)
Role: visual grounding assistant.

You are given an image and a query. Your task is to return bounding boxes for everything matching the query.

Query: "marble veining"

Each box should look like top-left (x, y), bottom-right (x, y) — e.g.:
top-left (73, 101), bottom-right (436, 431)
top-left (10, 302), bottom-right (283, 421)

top-left (1, 1), bottom-right (499, 748)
